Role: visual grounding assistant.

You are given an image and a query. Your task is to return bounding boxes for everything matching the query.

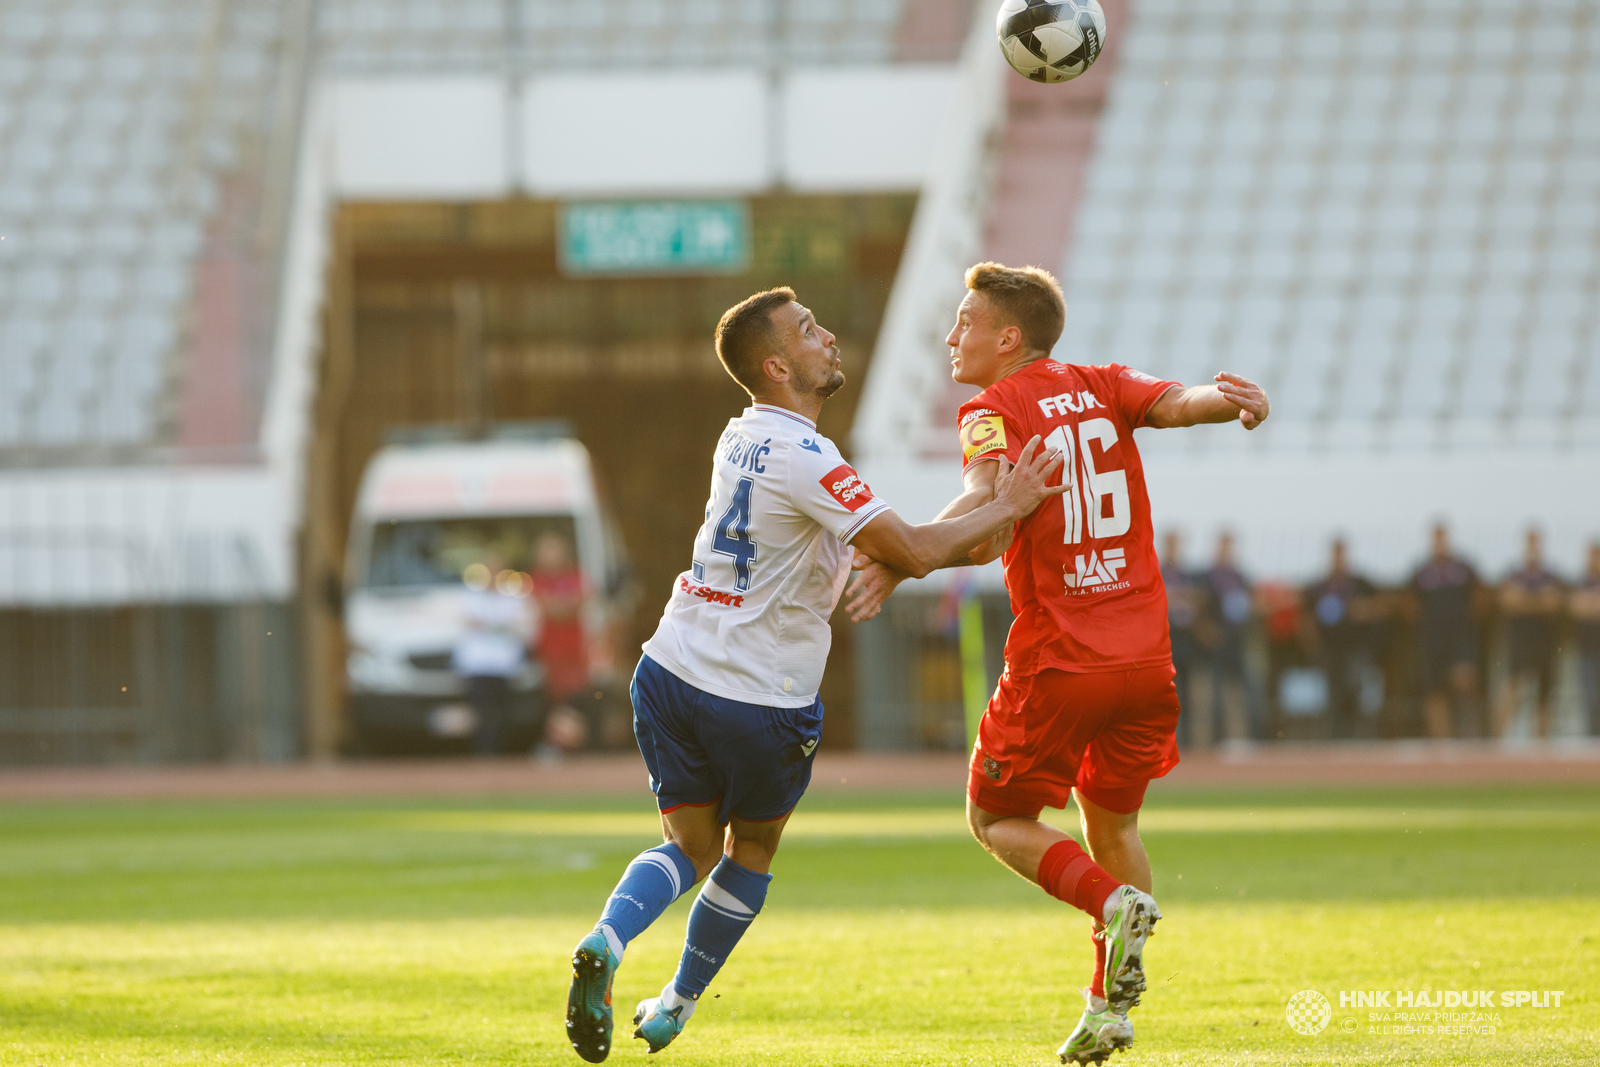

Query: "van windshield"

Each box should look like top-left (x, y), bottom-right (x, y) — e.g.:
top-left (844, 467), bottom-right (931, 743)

top-left (362, 515), bottom-right (580, 590)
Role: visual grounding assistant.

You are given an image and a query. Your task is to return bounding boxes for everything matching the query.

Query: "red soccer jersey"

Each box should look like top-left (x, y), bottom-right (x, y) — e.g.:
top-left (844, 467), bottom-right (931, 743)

top-left (957, 359), bottom-right (1180, 675)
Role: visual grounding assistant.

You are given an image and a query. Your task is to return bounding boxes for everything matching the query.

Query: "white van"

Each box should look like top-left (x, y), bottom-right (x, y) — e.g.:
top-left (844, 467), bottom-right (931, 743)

top-left (342, 427), bottom-right (627, 753)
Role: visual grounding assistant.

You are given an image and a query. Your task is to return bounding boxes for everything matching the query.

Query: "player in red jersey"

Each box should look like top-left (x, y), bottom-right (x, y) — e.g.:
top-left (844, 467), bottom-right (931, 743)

top-left (847, 263), bottom-right (1270, 1064)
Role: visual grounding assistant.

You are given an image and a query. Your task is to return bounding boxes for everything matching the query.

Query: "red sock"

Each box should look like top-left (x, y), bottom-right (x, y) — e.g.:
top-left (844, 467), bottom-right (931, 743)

top-left (1090, 930), bottom-right (1108, 999)
top-left (1037, 839), bottom-right (1122, 922)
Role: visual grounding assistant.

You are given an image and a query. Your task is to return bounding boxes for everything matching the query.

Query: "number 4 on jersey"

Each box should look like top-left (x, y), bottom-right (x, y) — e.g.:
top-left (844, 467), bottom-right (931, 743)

top-left (712, 476), bottom-right (758, 590)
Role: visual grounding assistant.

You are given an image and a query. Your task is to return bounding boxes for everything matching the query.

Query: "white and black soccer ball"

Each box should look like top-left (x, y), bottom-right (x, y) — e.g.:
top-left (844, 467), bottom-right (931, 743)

top-left (996, 0), bottom-right (1107, 83)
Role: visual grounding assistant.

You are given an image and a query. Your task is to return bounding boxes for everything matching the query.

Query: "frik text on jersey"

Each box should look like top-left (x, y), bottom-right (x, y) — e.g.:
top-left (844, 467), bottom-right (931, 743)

top-left (1036, 390), bottom-right (1107, 417)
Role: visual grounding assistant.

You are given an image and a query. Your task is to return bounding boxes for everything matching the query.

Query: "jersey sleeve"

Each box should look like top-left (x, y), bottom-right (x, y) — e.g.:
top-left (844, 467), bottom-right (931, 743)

top-left (787, 443), bottom-right (892, 544)
top-left (1106, 364), bottom-right (1182, 427)
top-left (956, 393), bottom-right (1024, 470)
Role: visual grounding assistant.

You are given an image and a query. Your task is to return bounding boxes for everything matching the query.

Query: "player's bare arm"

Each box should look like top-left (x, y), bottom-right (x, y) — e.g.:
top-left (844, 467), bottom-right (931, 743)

top-left (929, 457), bottom-right (1011, 563)
top-left (1144, 372), bottom-right (1270, 430)
top-left (845, 458), bottom-right (1012, 622)
top-left (848, 437), bottom-right (1065, 581)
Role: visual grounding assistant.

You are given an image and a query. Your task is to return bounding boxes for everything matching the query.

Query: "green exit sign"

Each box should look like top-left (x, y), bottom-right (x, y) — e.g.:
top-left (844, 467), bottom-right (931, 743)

top-left (559, 200), bottom-right (750, 277)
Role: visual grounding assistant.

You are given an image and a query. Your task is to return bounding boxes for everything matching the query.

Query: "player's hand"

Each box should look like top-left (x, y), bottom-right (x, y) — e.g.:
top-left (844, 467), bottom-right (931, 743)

top-left (845, 558), bottom-right (905, 622)
top-left (992, 436), bottom-right (1068, 519)
top-left (1215, 372), bottom-right (1269, 429)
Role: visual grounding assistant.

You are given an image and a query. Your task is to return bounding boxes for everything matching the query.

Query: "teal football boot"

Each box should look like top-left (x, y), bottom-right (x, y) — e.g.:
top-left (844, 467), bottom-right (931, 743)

top-left (632, 996), bottom-right (689, 1053)
top-left (566, 931), bottom-right (619, 1062)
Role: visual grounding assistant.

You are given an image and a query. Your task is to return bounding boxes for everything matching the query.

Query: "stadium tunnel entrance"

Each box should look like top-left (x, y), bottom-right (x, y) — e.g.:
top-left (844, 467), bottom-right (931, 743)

top-left (301, 195), bottom-right (917, 757)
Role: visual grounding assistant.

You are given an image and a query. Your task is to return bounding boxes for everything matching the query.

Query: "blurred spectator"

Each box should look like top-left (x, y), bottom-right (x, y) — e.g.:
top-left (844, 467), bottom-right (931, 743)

top-left (1493, 529), bottom-right (1565, 739)
top-left (1204, 531), bottom-right (1262, 740)
top-left (1161, 530), bottom-right (1211, 747)
top-left (1304, 538), bottom-right (1385, 738)
top-left (1409, 523), bottom-right (1483, 738)
top-left (531, 532), bottom-right (592, 758)
top-left (1255, 578), bottom-right (1308, 738)
top-left (453, 553), bottom-right (528, 757)
top-left (1571, 541), bottom-right (1600, 738)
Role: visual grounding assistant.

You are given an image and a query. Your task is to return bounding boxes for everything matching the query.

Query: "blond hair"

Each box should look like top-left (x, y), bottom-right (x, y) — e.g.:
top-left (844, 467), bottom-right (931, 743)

top-left (963, 262), bottom-right (1065, 355)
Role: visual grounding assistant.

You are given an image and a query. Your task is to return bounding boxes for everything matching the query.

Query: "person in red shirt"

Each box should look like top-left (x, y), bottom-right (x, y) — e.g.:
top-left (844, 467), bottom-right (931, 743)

top-left (847, 262), bottom-right (1270, 1064)
top-left (532, 531), bottom-right (594, 755)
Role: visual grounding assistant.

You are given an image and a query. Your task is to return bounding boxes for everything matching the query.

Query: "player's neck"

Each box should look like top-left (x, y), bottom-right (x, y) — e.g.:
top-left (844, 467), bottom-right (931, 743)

top-left (749, 389), bottom-right (822, 426)
top-left (976, 351), bottom-right (1050, 389)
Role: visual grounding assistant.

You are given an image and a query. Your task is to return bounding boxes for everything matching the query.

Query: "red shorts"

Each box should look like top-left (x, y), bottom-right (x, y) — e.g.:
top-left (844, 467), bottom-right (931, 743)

top-left (968, 664), bottom-right (1181, 818)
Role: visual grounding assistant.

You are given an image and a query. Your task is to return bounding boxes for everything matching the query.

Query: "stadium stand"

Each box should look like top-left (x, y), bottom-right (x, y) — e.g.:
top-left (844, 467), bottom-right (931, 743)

top-left (1061, 0), bottom-right (1600, 455)
top-left (0, 0), bottom-right (306, 457)
top-left (0, 0), bottom-right (951, 462)
top-left (320, 0), bottom-right (909, 71)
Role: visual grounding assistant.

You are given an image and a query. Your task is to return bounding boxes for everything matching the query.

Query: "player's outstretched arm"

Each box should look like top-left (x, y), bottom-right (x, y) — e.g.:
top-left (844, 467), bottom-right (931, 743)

top-left (1145, 372), bottom-right (1270, 430)
top-left (847, 436), bottom-right (1065, 584)
top-left (845, 460), bottom-right (1011, 622)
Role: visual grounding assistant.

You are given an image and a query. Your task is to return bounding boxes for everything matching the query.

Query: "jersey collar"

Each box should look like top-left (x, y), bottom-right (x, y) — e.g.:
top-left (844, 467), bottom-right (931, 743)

top-left (751, 404), bottom-right (816, 430)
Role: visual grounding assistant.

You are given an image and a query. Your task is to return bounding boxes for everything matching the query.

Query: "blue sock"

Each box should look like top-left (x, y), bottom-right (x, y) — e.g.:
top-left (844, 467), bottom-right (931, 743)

top-left (671, 856), bottom-right (772, 1000)
top-left (596, 843), bottom-right (697, 958)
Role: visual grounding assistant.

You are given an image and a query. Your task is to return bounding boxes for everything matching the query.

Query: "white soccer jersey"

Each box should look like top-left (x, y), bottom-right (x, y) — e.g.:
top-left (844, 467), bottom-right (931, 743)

top-left (643, 404), bottom-right (892, 708)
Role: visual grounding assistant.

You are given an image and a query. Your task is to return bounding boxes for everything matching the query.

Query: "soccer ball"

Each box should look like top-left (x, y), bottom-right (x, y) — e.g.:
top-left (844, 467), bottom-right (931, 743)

top-left (996, 0), bottom-right (1107, 83)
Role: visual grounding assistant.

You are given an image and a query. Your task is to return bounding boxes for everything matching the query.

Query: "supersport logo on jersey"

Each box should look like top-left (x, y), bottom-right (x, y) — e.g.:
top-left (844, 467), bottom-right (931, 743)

top-left (678, 576), bottom-right (746, 607)
top-left (960, 409), bottom-right (1007, 462)
top-left (820, 464), bottom-right (875, 512)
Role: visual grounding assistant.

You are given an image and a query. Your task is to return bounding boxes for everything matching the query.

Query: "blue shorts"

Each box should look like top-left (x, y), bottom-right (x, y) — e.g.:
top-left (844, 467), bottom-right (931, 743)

top-left (631, 655), bottom-right (823, 825)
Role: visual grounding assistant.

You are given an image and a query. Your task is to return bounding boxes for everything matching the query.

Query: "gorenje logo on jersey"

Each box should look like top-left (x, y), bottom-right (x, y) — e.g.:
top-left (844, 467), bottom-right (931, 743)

top-left (1063, 547), bottom-right (1129, 593)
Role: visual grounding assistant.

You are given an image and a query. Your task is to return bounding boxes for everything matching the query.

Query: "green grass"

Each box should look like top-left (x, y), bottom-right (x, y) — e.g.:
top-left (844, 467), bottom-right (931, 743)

top-left (2, 781), bottom-right (1597, 1065)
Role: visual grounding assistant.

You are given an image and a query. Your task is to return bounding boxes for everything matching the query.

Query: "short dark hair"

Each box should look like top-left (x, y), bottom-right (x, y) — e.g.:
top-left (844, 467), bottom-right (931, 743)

top-left (963, 262), bottom-right (1065, 355)
top-left (715, 287), bottom-right (796, 395)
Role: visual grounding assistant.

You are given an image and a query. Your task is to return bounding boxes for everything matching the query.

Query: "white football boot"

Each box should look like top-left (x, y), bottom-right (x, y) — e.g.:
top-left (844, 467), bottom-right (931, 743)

top-left (1100, 885), bottom-right (1161, 1014)
top-left (1057, 989), bottom-right (1134, 1064)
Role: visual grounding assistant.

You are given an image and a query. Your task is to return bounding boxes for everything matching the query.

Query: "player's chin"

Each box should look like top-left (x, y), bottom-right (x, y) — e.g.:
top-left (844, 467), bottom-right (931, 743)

top-left (818, 371), bottom-right (846, 398)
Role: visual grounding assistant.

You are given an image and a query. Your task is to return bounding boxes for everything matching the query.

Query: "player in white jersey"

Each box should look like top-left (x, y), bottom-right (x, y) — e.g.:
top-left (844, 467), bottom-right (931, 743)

top-left (567, 287), bottom-right (1067, 1061)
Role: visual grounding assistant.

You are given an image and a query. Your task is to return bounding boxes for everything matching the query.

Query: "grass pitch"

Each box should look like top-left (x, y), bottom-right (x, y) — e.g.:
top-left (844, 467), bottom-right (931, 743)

top-left (1, 780), bottom-right (1596, 1065)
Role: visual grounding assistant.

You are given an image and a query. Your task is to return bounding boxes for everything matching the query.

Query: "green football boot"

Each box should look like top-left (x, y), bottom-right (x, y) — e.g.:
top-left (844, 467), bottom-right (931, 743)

top-left (1057, 989), bottom-right (1134, 1064)
top-left (632, 996), bottom-right (689, 1053)
top-left (1101, 885), bottom-right (1161, 1014)
top-left (566, 931), bottom-right (619, 1062)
